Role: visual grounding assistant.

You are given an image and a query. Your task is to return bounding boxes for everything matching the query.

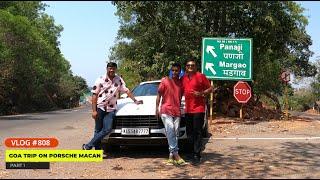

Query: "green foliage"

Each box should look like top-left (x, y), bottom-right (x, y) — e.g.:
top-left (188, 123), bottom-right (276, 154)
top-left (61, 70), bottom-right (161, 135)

top-left (286, 88), bottom-right (315, 111)
top-left (310, 58), bottom-right (320, 101)
top-left (110, 1), bottom-right (316, 108)
top-left (0, 1), bottom-right (88, 115)
top-left (116, 59), bottom-right (142, 90)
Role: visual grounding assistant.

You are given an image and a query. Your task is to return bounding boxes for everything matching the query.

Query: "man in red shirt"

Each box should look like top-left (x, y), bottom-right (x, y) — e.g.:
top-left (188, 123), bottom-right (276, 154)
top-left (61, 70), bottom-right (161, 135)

top-left (156, 63), bottom-right (186, 165)
top-left (182, 58), bottom-right (212, 164)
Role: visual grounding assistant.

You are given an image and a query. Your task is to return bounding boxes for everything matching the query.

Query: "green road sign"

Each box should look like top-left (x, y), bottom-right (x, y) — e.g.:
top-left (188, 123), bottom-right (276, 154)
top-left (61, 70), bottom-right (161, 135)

top-left (201, 37), bottom-right (252, 81)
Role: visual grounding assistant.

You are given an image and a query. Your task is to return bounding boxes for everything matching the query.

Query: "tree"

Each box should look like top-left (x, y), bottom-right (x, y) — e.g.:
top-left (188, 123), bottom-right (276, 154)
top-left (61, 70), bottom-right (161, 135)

top-left (0, 1), bottom-right (88, 115)
top-left (110, 1), bottom-right (316, 111)
top-left (310, 57), bottom-right (320, 102)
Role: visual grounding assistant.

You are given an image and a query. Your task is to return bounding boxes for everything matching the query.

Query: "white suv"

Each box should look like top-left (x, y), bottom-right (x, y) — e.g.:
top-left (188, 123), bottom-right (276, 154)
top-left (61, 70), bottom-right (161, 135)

top-left (101, 80), bottom-right (208, 151)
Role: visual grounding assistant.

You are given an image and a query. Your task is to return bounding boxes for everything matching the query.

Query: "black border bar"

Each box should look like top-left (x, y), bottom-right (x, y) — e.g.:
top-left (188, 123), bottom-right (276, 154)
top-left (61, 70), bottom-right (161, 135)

top-left (6, 162), bottom-right (50, 169)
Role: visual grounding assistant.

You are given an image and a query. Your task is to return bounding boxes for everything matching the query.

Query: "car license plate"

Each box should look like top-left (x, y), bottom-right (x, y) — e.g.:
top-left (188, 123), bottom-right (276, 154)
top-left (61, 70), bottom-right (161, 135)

top-left (121, 128), bottom-right (149, 135)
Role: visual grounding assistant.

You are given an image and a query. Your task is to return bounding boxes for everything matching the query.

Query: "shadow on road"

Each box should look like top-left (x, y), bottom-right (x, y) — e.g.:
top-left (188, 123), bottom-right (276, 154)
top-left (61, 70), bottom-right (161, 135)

top-left (107, 136), bottom-right (212, 159)
top-left (108, 145), bottom-right (168, 159)
top-left (135, 140), bottom-right (320, 178)
top-left (0, 115), bottom-right (46, 121)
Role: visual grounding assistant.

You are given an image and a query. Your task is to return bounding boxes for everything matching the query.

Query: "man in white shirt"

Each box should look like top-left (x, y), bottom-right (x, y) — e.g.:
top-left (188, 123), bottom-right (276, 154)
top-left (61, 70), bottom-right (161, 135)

top-left (82, 62), bottom-right (143, 155)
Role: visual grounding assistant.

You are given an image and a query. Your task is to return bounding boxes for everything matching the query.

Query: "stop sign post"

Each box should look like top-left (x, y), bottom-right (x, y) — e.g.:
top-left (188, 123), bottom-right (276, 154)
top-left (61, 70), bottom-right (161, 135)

top-left (234, 81), bottom-right (252, 119)
top-left (234, 81), bottom-right (252, 103)
top-left (280, 70), bottom-right (290, 120)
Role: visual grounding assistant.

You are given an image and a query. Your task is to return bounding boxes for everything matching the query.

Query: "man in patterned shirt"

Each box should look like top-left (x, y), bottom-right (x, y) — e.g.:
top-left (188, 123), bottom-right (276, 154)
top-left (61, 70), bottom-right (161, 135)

top-left (82, 62), bottom-right (143, 153)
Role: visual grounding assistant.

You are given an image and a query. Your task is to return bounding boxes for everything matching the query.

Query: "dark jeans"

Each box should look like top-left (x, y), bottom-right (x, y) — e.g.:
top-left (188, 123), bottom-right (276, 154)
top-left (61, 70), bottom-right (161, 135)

top-left (185, 113), bottom-right (205, 157)
top-left (85, 108), bottom-right (115, 149)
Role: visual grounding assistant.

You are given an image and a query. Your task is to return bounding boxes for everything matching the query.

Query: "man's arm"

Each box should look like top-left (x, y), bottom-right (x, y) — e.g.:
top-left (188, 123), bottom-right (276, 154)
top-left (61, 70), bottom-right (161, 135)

top-left (202, 86), bottom-right (213, 97)
top-left (91, 94), bottom-right (98, 120)
top-left (126, 90), bottom-right (143, 104)
top-left (155, 93), bottom-right (161, 117)
top-left (156, 79), bottom-right (165, 118)
top-left (201, 75), bottom-right (213, 97)
top-left (192, 75), bottom-right (213, 97)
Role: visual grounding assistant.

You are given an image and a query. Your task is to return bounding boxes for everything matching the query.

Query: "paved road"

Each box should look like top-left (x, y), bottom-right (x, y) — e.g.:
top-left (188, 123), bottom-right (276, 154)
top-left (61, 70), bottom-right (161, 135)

top-left (0, 106), bottom-right (319, 178)
top-left (289, 110), bottom-right (320, 121)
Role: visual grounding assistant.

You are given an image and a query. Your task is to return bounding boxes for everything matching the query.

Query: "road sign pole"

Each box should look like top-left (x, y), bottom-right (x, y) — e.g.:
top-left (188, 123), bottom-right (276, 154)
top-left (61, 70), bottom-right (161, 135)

top-left (240, 103), bottom-right (243, 119)
top-left (285, 82), bottom-right (289, 121)
top-left (233, 81), bottom-right (251, 120)
top-left (280, 70), bottom-right (291, 121)
top-left (210, 81), bottom-right (214, 124)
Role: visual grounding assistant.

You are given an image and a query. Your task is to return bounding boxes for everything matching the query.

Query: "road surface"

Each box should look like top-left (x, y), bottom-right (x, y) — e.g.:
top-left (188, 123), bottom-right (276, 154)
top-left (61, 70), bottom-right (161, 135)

top-left (0, 105), bottom-right (319, 178)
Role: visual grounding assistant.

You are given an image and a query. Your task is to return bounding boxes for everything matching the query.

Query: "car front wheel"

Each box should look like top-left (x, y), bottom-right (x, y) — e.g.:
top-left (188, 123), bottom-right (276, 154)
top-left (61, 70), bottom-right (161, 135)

top-left (102, 143), bottom-right (120, 154)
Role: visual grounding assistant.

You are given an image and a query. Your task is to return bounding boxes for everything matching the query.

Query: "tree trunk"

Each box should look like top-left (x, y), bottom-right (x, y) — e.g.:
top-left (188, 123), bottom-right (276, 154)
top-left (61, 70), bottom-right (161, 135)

top-left (263, 92), bottom-right (281, 112)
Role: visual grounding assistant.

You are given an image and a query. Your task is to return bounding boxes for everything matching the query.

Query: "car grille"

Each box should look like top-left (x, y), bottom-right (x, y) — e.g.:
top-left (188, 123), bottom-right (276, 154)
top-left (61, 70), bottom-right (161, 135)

top-left (113, 115), bottom-right (164, 129)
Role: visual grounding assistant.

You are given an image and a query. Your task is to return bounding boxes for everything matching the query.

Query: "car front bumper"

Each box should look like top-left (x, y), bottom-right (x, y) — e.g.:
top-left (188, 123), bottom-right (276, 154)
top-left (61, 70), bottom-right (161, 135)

top-left (102, 127), bottom-right (188, 146)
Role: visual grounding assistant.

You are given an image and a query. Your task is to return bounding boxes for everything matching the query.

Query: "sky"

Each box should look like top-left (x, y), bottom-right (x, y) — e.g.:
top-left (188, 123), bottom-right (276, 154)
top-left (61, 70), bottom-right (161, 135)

top-left (43, 1), bottom-right (320, 88)
top-left (44, 1), bottom-right (118, 86)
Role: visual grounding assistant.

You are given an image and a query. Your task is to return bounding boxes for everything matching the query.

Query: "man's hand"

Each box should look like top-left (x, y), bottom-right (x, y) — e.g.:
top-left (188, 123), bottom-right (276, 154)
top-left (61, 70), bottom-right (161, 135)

top-left (155, 108), bottom-right (159, 118)
top-left (92, 111), bottom-right (98, 120)
top-left (127, 90), bottom-right (143, 105)
top-left (134, 100), bottom-right (143, 105)
top-left (192, 90), bottom-right (204, 97)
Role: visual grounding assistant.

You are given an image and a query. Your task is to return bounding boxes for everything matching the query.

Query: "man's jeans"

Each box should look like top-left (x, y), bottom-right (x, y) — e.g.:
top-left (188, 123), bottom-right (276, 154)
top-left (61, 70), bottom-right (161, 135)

top-left (85, 109), bottom-right (115, 149)
top-left (161, 114), bottom-right (180, 155)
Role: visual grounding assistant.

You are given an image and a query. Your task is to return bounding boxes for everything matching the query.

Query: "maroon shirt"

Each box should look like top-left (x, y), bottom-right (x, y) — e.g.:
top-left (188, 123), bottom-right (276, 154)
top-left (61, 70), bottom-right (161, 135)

top-left (158, 77), bottom-right (183, 117)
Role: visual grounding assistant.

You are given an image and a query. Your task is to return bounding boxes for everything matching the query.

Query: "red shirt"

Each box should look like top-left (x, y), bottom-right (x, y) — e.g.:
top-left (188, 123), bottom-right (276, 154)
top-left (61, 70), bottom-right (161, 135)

top-left (158, 77), bottom-right (183, 117)
top-left (182, 72), bottom-right (211, 113)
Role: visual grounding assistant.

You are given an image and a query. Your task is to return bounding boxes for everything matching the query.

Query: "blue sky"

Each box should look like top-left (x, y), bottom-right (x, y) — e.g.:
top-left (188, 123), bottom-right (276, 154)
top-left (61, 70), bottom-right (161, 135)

top-left (43, 1), bottom-right (320, 87)
top-left (44, 1), bottom-right (118, 86)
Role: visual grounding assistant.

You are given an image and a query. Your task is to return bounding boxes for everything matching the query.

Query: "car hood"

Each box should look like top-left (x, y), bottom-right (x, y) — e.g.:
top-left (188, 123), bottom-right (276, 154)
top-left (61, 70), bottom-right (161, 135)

top-left (116, 96), bottom-right (157, 116)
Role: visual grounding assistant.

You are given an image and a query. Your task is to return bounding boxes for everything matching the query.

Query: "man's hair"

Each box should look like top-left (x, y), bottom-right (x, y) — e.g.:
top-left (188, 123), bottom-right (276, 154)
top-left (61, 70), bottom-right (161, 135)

top-left (185, 58), bottom-right (196, 65)
top-left (171, 62), bottom-right (181, 70)
top-left (107, 62), bottom-right (117, 68)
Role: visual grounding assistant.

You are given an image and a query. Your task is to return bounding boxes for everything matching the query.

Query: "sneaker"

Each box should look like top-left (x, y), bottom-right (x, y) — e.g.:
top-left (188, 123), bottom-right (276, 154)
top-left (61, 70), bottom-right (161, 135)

top-left (102, 153), bottom-right (107, 159)
top-left (191, 155), bottom-right (201, 165)
top-left (163, 158), bottom-right (175, 166)
top-left (174, 158), bottom-right (188, 166)
top-left (82, 144), bottom-right (90, 150)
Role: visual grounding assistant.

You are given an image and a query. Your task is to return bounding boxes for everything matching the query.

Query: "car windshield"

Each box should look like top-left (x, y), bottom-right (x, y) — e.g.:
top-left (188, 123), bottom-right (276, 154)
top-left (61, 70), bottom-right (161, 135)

top-left (132, 82), bottom-right (160, 96)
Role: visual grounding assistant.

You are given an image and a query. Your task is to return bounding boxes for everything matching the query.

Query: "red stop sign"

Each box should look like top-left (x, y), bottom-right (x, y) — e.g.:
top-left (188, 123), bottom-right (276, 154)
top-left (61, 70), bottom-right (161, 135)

top-left (234, 81), bottom-right (252, 103)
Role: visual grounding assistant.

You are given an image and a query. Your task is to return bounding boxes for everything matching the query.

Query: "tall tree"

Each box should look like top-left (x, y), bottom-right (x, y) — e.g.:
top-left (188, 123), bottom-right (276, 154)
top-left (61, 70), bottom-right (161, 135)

top-left (110, 1), bottom-right (316, 110)
top-left (310, 57), bottom-right (320, 102)
top-left (0, 1), bottom-right (88, 115)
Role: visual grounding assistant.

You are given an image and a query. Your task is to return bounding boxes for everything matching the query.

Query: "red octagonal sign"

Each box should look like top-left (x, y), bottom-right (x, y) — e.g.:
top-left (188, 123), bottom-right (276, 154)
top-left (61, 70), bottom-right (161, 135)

top-left (234, 81), bottom-right (252, 103)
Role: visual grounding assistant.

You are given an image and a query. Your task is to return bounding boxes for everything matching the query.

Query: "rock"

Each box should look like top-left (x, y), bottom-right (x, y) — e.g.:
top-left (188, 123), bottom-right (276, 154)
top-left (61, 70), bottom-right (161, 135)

top-left (112, 165), bottom-right (123, 171)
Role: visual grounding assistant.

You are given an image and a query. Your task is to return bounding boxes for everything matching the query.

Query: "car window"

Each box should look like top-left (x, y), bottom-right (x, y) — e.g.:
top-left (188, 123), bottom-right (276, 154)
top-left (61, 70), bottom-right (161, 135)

top-left (132, 82), bottom-right (160, 96)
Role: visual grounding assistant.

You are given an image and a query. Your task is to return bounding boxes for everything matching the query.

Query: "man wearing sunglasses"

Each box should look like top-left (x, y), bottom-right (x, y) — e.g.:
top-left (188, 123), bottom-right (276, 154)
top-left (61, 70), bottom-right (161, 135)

top-left (182, 58), bottom-right (212, 164)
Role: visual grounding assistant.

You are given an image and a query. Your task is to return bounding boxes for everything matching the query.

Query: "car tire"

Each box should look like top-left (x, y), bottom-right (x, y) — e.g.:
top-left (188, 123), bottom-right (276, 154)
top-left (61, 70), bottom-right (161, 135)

top-left (102, 143), bottom-right (120, 153)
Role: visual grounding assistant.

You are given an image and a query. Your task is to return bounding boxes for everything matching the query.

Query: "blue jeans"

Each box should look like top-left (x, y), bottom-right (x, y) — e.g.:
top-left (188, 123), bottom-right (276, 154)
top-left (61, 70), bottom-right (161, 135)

top-left (85, 109), bottom-right (115, 149)
top-left (161, 114), bottom-right (180, 155)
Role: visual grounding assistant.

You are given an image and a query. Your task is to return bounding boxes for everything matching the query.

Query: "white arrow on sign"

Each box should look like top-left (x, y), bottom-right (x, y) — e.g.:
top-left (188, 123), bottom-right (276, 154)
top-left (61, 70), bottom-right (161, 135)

top-left (206, 45), bottom-right (217, 58)
top-left (205, 63), bottom-right (216, 75)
